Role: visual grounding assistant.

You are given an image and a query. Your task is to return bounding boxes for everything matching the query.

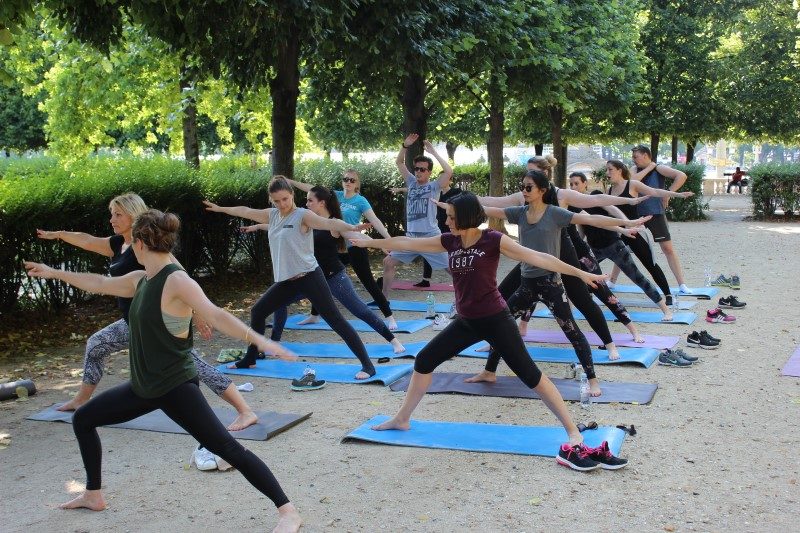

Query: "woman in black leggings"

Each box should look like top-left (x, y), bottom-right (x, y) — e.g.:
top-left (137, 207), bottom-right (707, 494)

top-left (287, 171), bottom-right (399, 330)
top-left (472, 170), bottom-right (649, 395)
top-left (204, 177), bottom-right (376, 379)
top-left (350, 193), bottom-right (623, 471)
top-left (24, 210), bottom-right (301, 532)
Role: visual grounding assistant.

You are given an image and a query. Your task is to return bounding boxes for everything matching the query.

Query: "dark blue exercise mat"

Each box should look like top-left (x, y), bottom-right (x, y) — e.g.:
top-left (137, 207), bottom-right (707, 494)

top-left (458, 343), bottom-right (660, 368)
top-left (368, 299), bottom-right (453, 313)
top-left (593, 295), bottom-right (696, 310)
top-left (611, 284), bottom-right (718, 300)
top-left (342, 415), bottom-right (626, 457)
top-left (530, 307), bottom-right (697, 325)
top-left (274, 314), bottom-right (432, 333)
top-left (218, 360), bottom-right (413, 385)
top-left (389, 373), bottom-right (658, 404)
top-left (27, 404), bottom-right (311, 441)
top-left (252, 341), bottom-right (426, 359)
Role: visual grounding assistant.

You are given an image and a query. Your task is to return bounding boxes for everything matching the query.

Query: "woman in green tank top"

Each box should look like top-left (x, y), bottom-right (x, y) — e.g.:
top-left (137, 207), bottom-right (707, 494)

top-left (24, 210), bottom-right (302, 532)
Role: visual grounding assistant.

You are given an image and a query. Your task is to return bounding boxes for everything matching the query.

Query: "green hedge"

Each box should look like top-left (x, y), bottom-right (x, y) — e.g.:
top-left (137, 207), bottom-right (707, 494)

top-left (0, 155), bottom-right (538, 311)
top-left (592, 162), bottom-right (708, 222)
top-left (748, 162), bottom-right (800, 218)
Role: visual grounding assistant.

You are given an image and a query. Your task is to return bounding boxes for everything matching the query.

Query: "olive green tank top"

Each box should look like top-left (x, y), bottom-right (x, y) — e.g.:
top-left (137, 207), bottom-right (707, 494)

top-left (128, 263), bottom-right (197, 398)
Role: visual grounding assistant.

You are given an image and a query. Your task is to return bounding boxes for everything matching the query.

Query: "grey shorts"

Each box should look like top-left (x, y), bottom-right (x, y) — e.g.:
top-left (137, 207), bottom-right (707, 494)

top-left (390, 231), bottom-right (450, 270)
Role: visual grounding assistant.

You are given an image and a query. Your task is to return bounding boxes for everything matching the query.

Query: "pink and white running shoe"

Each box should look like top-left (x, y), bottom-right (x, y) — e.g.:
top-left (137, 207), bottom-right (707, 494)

top-left (706, 308), bottom-right (736, 323)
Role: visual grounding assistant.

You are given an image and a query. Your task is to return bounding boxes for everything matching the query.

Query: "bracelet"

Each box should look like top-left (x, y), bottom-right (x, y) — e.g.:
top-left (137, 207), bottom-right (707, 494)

top-left (245, 327), bottom-right (252, 344)
top-left (402, 143), bottom-right (410, 149)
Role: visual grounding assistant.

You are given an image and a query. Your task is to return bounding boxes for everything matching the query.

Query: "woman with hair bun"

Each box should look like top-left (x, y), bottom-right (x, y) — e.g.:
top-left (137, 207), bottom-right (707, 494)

top-left (37, 193), bottom-right (258, 431)
top-left (25, 210), bottom-right (302, 532)
top-left (204, 176), bottom-right (378, 379)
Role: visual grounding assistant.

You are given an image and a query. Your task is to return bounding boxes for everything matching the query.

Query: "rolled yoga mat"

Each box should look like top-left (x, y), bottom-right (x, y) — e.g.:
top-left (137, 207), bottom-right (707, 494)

top-left (342, 415), bottom-right (626, 457)
top-left (389, 373), bottom-right (658, 404)
top-left (458, 343), bottom-right (661, 368)
top-left (781, 346), bottom-right (800, 377)
top-left (611, 284), bottom-right (718, 300)
top-left (368, 299), bottom-right (453, 314)
top-left (219, 360), bottom-right (413, 385)
top-left (521, 329), bottom-right (678, 350)
top-left (593, 295), bottom-right (696, 310)
top-left (390, 280), bottom-right (454, 292)
top-left (0, 379), bottom-right (36, 401)
top-left (27, 404), bottom-right (311, 441)
top-left (221, 341), bottom-right (426, 360)
top-left (274, 314), bottom-right (432, 333)
top-left (530, 307), bottom-right (697, 325)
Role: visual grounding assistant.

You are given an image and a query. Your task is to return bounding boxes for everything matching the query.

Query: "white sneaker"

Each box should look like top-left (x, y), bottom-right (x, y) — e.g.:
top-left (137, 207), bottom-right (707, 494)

top-left (214, 454), bottom-right (233, 471)
top-left (606, 280), bottom-right (616, 290)
top-left (190, 445), bottom-right (217, 471)
top-left (678, 284), bottom-right (693, 295)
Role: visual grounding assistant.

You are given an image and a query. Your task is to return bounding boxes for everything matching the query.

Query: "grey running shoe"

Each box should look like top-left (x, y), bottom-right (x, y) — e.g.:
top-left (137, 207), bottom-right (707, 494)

top-left (671, 347), bottom-right (698, 362)
top-left (711, 274), bottom-right (732, 287)
top-left (658, 349), bottom-right (693, 367)
top-left (291, 367), bottom-right (326, 391)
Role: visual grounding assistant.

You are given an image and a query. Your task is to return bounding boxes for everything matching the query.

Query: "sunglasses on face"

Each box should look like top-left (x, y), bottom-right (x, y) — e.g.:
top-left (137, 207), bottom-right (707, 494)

top-left (414, 167), bottom-right (430, 173)
top-left (518, 183), bottom-right (535, 192)
top-left (342, 177), bottom-right (356, 183)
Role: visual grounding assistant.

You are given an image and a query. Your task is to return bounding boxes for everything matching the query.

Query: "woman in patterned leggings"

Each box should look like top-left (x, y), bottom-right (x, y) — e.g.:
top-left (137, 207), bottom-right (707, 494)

top-left (36, 193), bottom-right (256, 431)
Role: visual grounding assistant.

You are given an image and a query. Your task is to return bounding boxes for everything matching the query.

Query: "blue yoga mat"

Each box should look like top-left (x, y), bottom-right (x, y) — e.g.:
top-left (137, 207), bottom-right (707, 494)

top-left (612, 284), bottom-right (718, 300)
top-left (531, 307), bottom-right (697, 325)
top-left (458, 343), bottom-right (660, 368)
top-left (275, 314), bottom-right (432, 333)
top-left (368, 299), bottom-right (453, 314)
top-left (263, 341), bottom-right (426, 359)
top-left (593, 295), bottom-right (696, 310)
top-left (218, 360), bottom-right (413, 385)
top-left (342, 415), bottom-right (626, 457)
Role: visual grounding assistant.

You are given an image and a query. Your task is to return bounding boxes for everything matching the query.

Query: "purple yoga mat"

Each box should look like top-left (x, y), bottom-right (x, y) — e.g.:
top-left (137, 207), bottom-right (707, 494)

top-left (521, 329), bottom-right (678, 350)
top-left (391, 280), bottom-right (454, 292)
top-left (781, 346), bottom-right (800, 377)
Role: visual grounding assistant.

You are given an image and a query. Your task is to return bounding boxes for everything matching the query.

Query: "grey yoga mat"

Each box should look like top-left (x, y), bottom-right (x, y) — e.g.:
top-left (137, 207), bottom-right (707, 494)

top-left (27, 404), bottom-right (311, 441)
top-left (389, 373), bottom-right (658, 404)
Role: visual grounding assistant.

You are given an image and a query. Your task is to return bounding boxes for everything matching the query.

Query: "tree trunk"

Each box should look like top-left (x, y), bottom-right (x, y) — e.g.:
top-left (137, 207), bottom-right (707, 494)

top-left (649, 132), bottom-right (660, 161)
top-left (671, 135), bottom-right (678, 163)
top-left (548, 106), bottom-right (566, 188)
top-left (486, 71), bottom-right (506, 232)
top-left (445, 140), bottom-right (458, 162)
top-left (269, 30), bottom-right (301, 178)
top-left (534, 143), bottom-right (543, 156)
top-left (686, 138), bottom-right (696, 163)
top-left (179, 64), bottom-right (200, 169)
top-left (401, 70), bottom-right (427, 169)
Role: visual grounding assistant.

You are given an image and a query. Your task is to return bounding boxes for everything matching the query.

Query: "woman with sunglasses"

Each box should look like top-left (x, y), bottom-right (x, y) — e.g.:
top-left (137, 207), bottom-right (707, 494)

top-left (469, 170), bottom-right (650, 396)
top-left (204, 176), bottom-right (378, 379)
top-left (247, 185), bottom-right (405, 353)
top-left (286, 170), bottom-right (399, 330)
top-left (350, 192), bottom-right (627, 471)
top-left (478, 155), bottom-right (648, 361)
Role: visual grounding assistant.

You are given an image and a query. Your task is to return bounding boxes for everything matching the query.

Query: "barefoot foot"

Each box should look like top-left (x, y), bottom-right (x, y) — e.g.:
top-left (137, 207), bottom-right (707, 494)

top-left (661, 312), bottom-right (674, 322)
top-left (589, 378), bottom-right (602, 397)
top-left (354, 371), bottom-right (372, 380)
top-left (607, 348), bottom-right (621, 361)
top-left (464, 370), bottom-right (497, 383)
top-left (371, 417), bottom-right (411, 431)
top-left (391, 339), bottom-right (406, 353)
top-left (228, 363), bottom-right (255, 369)
top-left (297, 315), bottom-right (320, 325)
top-left (59, 490), bottom-right (106, 511)
top-left (633, 333), bottom-right (645, 343)
top-left (227, 410), bottom-right (258, 431)
top-left (385, 316), bottom-right (398, 331)
top-left (273, 503), bottom-right (302, 533)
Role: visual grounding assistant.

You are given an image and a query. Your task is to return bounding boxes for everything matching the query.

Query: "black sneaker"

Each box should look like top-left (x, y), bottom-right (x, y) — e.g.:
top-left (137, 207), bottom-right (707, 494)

top-left (413, 279), bottom-right (431, 288)
top-left (687, 331), bottom-right (719, 350)
top-left (556, 443), bottom-right (601, 471)
top-left (701, 330), bottom-right (721, 343)
top-left (586, 441), bottom-right (628, 470)
top-left (658, 349), bottom-right (693, 367)
top-left (718, 295), bottom-right (746, 309)
top-left (665, 294), bottom-right (673, 307)
top-left (291, 369), bottom-right (326, 391)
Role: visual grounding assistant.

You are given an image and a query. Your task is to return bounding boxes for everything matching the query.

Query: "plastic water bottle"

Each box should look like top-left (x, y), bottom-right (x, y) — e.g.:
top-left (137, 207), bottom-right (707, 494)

top-left (448, 302), bottom-right (457, 319)
top-left (425, 292), bottom-right (436, 319)
top-left (704, 266), bottom-right (713, 287)
top-left (672, 290), bottom-right (680, 312)
top-left (579, 373), bottom-right (591, 409)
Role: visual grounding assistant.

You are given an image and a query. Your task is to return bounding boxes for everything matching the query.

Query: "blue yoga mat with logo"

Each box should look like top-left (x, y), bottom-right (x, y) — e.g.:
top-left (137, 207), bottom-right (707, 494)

top-left (256, 341), bottom-right (426, 359)
top-left (530, 307), bottom-right (697, 325)
top-left (612, 284), bottom-right (718, 300)
top-left (276, 314), bottom-right (432, 333)
top-left (218, 360), bottom-right (413, 385)
top-left (368, 299), bottom-right (452, 314)
top-left (342, 415), bottom-right (626, 457)
top-left (458, 343), bottom-right (660, 367)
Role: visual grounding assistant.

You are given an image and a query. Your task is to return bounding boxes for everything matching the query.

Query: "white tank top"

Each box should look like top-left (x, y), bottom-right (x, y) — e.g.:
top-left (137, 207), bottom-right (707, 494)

top-left (268, 208), bottom-right (317, 282)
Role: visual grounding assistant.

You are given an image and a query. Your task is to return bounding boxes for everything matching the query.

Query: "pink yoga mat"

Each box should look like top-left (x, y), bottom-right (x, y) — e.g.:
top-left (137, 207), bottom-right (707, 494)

top-left (391, 281), bottom-right (454, 292)
top-left (781, 346), bottom-right (800, 377)
top-left (521, 329), bottom-right (678, 350)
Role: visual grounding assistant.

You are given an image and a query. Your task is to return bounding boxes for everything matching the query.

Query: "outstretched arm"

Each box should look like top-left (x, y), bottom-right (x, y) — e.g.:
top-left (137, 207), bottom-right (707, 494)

top-left (499, 236), bottom-right (607, 289)
top-left (362, 209), bottom-right (392, 240)
top-left (571, 212), bottom-right (651, 229)
top-left (285, 178), bottom-right (313, 193)
top-left (630, 178), bottom-right (692, 198)
top-left (425, 140), bottom-right (453, 187)
top-left (477, 192), bottom-right (525, 208)
top-left (36, 230), bottom-right (113, 257)
top-left (349, 235), bottom-right (444, 254)
top-left (24, 262), bottom-right (143, 298)
top-left (301, 210), bottom-right (369, 234)
top-left (203, 200), bottom-right (270, 223)
top-left (482, 205), bottom-right (509, 220)
top-left (558, 188), bottom-right (649, 208)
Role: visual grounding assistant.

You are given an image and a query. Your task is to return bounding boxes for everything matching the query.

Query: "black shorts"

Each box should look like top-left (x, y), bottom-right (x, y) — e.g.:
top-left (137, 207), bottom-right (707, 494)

top-left (644, 214), bottom-right (671, 242)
